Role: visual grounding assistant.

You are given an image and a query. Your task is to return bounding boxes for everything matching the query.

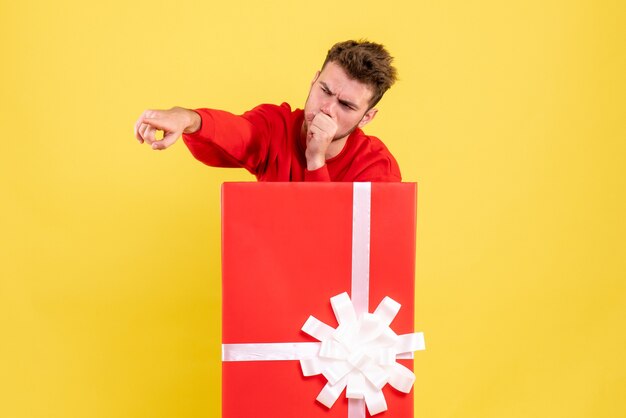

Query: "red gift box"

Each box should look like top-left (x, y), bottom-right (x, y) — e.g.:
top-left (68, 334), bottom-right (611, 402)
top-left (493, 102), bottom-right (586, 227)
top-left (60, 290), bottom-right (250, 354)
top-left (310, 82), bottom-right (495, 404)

top-left (221, 183), bottom-right (423, 417)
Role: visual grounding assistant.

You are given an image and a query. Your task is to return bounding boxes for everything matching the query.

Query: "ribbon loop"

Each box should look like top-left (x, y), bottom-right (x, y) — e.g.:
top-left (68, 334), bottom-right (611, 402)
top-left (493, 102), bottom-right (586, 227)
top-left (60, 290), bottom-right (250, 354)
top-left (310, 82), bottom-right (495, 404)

top-left (387, 362), bottom-right (417, 393)
top-left (394, 332), bottom-right (426, 354)
top-left (300, 357), bottom-right (321, 376)
top-left (323, 361), bottom-right (353, 385)
top-left (373, 296), bottom-right (402, 326)
top-left (331, 292), bottom-right (358, 325)
top-left (317, 376), bottom-right (348, 408)
top-left (363, 382), bottom-right (388, 416)
top-left (360, 362), bottom-right (389, 390)
top-left (302, 316), bottom-right (335, 341)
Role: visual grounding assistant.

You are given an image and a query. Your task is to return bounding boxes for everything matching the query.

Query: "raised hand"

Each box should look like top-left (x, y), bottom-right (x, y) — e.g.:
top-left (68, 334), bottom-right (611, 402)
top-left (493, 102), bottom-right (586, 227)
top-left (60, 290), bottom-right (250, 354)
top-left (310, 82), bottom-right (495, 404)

top-left (304, 112), bottom-right (338, 170)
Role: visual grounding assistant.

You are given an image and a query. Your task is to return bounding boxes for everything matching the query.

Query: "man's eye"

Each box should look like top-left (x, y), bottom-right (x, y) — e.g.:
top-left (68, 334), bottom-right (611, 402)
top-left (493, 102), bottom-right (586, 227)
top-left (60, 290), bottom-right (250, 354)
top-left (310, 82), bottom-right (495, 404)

top-left (322, 87), bottom-right (331, 95)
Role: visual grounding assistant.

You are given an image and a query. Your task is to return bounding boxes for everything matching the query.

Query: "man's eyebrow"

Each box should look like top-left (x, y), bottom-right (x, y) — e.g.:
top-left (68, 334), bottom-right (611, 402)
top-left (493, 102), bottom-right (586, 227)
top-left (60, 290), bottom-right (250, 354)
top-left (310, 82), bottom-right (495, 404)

top-left (339, 98), bottom-right (358, 110)
top-left (320, 81), bottom-right (332, 93)
top-left (320, 81), bottom-right (358, 110)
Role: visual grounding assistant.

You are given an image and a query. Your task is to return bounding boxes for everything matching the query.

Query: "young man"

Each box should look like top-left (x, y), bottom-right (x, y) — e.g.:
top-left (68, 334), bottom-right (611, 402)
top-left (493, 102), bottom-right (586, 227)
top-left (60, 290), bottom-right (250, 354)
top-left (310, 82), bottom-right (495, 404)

top-left (134, 40), bottom-right (401, 181)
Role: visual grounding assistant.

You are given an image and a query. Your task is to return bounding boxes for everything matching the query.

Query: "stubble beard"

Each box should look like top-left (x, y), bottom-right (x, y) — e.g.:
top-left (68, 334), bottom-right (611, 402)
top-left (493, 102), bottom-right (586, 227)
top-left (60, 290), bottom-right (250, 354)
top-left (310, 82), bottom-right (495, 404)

top-left (332, 120), bottom-right (363, 142)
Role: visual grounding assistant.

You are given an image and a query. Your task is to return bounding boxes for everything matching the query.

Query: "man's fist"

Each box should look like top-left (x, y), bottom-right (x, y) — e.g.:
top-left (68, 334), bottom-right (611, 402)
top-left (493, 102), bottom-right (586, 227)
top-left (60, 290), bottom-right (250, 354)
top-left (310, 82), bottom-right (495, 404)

top-left (305, 112), bottom-right (338, 170)
top-left (134, 107), bottom-right (201, 150)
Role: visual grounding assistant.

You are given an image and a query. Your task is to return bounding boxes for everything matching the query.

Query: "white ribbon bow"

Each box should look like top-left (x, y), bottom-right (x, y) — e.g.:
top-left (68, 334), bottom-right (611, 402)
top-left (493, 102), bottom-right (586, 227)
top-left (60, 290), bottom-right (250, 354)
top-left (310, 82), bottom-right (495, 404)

top-left (301, 292), bottom-right (425, 416)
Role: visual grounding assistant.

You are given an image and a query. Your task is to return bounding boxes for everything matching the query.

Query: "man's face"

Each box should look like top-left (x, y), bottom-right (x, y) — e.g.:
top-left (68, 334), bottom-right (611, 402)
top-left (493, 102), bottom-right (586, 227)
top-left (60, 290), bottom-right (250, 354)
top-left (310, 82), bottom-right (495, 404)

top-left (303, 61), bottom-right (378, 141)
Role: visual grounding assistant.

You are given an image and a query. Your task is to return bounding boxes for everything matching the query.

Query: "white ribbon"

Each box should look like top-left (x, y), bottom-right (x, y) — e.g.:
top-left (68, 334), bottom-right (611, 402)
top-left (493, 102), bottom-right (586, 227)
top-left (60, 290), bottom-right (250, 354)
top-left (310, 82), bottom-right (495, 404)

top-left (300, 292), bottom-right (425, 416)
top-left (222, 342), bottom-right (321, 361)
top-left (351, 182), bottom-right (371, 315)
top-left (222, 183), bottom-right (425, 417)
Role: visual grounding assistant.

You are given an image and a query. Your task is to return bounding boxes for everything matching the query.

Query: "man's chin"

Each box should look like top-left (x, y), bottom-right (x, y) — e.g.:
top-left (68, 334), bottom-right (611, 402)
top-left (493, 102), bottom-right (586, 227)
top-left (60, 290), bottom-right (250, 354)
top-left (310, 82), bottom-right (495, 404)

top-left (333, 125), bottom-right (359, 142)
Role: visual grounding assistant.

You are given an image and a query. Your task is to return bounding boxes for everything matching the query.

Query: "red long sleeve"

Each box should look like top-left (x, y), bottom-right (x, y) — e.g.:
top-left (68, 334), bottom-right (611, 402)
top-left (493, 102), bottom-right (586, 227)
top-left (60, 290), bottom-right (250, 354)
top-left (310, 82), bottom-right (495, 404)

top-left (181, 103), bottom-right (401, 182)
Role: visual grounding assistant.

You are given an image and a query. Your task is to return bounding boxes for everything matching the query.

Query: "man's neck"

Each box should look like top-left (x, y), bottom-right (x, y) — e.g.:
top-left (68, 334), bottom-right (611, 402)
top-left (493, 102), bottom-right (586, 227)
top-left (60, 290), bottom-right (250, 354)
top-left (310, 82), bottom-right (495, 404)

top-left (326, 135), bottom-right (349, 160)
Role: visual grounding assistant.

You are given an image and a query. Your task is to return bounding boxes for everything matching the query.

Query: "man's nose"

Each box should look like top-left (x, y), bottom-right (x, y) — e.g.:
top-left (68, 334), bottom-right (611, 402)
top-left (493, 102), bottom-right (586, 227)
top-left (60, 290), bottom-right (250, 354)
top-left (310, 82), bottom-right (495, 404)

top-left (320, 101), bottom-right (336, 119)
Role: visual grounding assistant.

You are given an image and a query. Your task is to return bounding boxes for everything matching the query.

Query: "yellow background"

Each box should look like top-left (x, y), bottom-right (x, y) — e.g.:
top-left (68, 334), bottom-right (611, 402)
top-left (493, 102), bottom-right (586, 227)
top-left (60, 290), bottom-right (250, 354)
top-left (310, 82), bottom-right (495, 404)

top-left (1, 0), bottom-right (625, 417)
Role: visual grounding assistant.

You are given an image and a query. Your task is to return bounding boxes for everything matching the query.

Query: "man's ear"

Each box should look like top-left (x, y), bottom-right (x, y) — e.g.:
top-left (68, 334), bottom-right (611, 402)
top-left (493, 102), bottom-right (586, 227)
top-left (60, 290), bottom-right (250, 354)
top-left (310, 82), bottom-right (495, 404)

top-left (311, 71), bottom-right (320, 86)
top-left (358, 108), bottom-right (378, 128)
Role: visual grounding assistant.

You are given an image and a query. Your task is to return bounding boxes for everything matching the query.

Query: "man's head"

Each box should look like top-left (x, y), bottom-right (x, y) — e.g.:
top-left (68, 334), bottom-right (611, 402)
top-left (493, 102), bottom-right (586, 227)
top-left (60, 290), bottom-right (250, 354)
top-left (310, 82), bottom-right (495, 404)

top-left (322, 40), bottom-right (397, 108)
top-left (303, 40), bottom-right (397, 142)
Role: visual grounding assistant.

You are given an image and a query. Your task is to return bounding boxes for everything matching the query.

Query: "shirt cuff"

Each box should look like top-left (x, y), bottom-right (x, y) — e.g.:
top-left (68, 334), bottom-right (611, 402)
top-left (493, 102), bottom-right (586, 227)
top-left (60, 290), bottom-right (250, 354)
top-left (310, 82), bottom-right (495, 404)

top-left (304, 165), bottom-right (331, 181)
top-left (182, 109), bottom-right (215, 144)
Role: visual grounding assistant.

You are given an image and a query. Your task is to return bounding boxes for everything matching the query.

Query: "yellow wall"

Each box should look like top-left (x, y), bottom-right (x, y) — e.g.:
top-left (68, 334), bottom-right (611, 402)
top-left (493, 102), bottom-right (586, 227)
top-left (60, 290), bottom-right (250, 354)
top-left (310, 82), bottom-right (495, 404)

top-left (1, 1), bottom-right (625, 417)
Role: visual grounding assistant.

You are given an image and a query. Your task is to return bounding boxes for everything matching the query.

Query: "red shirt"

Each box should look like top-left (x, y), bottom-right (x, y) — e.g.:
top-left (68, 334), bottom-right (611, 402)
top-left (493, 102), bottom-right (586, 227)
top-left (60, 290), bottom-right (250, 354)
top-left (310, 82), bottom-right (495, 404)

top-left (182, 103), bottom-right (401, 182)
